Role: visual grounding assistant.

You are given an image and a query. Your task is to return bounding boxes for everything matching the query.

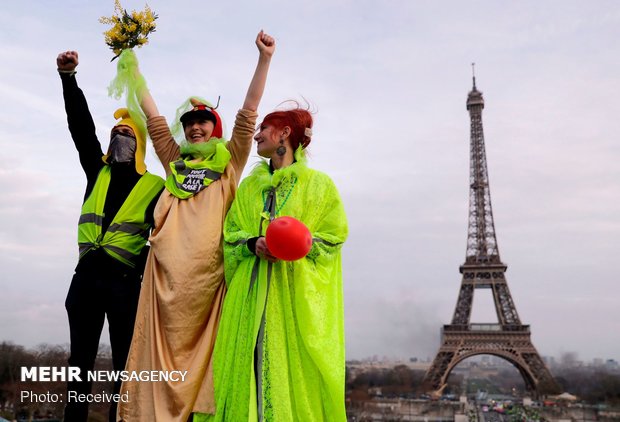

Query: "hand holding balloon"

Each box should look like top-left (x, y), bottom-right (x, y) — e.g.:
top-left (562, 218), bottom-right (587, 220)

top-left (265, 216), bottom-right (312, 261)
top-left (256, 237), bottom-right (279, 263)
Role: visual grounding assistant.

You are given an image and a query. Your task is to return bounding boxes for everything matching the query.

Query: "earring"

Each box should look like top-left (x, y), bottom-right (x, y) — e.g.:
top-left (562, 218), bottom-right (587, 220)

top-left (276, 138), bottom-right (287, 156)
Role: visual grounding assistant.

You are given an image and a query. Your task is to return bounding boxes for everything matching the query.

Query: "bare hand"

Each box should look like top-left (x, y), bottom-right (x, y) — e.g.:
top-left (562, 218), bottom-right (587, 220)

top-left (255, 237), bottom-right (279, 263)
top-left (256, 30), bottom-right (275, 58)
top-left (57, 51), bottom-right (79, 71)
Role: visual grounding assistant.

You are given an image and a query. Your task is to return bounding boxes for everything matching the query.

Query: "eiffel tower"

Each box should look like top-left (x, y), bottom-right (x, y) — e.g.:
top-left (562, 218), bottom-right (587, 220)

top-left (422, 72), bottom-right (561, 396)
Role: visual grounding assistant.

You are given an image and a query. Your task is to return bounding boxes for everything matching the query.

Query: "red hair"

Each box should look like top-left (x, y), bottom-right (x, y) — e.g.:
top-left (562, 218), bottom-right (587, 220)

top-left (261, 107), bottom-right (313, 150)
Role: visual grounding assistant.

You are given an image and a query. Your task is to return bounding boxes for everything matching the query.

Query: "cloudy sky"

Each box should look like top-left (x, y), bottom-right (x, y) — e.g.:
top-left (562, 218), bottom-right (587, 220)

top-left (1, 1), bottom-right (618, 364)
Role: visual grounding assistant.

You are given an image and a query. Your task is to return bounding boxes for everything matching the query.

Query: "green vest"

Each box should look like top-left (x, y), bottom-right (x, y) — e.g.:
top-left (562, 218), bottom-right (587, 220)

top-left (164, 143), bottom-right (231, 199)
top-left (77, 166), bottom-right (164, 268)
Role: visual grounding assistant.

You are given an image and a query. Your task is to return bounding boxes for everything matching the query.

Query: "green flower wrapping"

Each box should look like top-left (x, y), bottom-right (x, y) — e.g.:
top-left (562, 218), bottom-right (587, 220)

top-left (107, 49), bottom-right (148, 145)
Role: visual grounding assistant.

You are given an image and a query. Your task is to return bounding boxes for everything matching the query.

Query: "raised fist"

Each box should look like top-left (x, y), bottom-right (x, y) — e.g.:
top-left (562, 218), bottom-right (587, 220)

top-left (57, 51), bottom-right (79, 71)
top-left (256, 31), bottom-right (275, 58)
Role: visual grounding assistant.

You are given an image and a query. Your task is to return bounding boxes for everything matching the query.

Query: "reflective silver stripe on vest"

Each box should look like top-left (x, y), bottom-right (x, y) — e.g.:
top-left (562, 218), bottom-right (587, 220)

top-left (79, 213), bottom-right (103, 226)
top-left (173, 160), bottom-right (223, 181)
top-left (104, 245), bottom-right (138, 262)
top-left (79, 242), bottom-right (94, 255)
top-left (108, 222), bottom-right (148, 239)
top-left (79, 236), bottom-right (144, 260)
top-left (256, 187), bottom-right (277, 422)
top-left (173, 160), bottom-right (187, 171)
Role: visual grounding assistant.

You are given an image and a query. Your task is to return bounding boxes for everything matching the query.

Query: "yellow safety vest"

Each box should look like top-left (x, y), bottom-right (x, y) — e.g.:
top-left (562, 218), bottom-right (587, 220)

top-left (77, 166), bottom-right (164, 268)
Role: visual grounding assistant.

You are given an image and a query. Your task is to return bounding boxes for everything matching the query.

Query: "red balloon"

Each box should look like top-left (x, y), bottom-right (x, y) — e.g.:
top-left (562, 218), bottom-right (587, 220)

top-left (265, 216), bottom-right (312, 261)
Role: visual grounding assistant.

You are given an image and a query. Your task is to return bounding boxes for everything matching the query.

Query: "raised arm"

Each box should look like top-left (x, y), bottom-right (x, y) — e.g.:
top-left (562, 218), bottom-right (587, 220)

top-left (138, 75), bottom-right (160, 120)
top-left (228, 31), bottom-right (276, 176)
top-left (243, 30), bottom-right (275, 112)
top-left (134, 66), bottom-right (179, 173)
top-left (57, 51), bottom-right (104, 182)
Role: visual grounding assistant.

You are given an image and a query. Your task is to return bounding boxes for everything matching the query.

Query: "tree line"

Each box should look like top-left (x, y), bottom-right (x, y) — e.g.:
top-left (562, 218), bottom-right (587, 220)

top-left (345, 361), bottom-right (620, 404)
top-left (0, 342), bottom-right (113, 421)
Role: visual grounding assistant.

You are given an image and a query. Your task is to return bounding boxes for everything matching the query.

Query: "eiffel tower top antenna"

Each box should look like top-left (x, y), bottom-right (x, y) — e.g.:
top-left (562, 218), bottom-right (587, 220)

top-left (472, 62), bottom-right (476, 89)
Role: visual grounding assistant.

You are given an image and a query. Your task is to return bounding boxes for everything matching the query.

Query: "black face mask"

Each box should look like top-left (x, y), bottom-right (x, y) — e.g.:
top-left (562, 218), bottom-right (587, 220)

top-left (108, 134), bottom-right (137, 164)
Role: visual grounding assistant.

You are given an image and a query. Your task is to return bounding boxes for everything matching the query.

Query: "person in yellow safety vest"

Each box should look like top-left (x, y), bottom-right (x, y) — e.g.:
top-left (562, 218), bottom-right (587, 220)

top-left (57, 50), bottom-right (164, 422)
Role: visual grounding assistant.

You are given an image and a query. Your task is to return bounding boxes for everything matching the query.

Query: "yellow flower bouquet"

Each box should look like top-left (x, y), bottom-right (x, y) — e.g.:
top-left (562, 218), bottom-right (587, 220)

top-left (100, 0), bottom-right (157, 60)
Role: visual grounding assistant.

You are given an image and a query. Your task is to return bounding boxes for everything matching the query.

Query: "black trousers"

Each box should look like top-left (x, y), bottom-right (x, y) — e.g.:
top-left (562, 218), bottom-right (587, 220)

top-left (64, 266), bottom-right (141, 422)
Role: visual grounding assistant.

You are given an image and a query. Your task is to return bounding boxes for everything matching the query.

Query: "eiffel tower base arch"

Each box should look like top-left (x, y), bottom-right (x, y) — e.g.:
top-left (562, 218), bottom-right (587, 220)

top-left (422, 325), bottom-right (562, 398)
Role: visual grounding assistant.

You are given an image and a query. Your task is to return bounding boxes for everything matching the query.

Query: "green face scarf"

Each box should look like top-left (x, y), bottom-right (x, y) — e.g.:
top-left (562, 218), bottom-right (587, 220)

top-left (179, 137), bottom-right (226, 159)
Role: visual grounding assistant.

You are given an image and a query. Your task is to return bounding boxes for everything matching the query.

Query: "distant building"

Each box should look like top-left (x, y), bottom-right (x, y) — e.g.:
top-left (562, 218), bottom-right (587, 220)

top-left (542, 355), bottom-right (556, 367)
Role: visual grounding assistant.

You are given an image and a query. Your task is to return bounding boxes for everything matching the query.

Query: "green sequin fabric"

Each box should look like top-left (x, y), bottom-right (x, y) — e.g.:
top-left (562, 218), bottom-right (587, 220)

top-left (194, 157), bottom-right (348, 421)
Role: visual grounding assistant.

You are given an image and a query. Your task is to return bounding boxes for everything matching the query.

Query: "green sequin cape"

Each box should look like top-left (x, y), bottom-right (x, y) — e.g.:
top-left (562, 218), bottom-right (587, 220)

top-left (195, 158), bottom-right (348, 421)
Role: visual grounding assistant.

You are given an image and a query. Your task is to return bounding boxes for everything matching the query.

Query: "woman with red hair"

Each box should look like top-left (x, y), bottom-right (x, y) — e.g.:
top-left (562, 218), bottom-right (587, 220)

top-left (195, 105), bottom-right (348, 421)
